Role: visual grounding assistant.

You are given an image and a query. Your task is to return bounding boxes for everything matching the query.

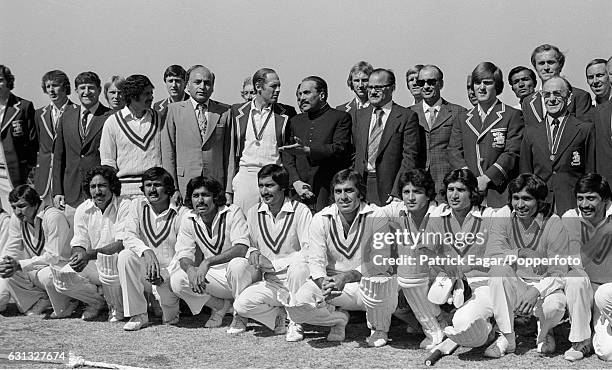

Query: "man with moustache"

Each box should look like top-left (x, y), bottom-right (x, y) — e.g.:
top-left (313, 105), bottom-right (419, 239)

top-left (281, 76), bottom-right (352, 211)
top-left (508, 66), bottom-right (537, 108)
top-left (336, 61), bottom-right (373, 123)
top-left (410, 65), bottom-right (466, 201)
top-left (586, 59), bottom-right (611, 106)
top-left (522, 44), bottom-right (592, 125)
top-left (153, 65), bottom-right (189, 122)
top-left (240, 77), bottom-right (255, 102)
top-left (352, 68), bottom-right (421, 206)
top-left (53, 71), bottom-right (111, 226)
top-left (0, 65), bottom-right (37, 216)
top-left (520, 76), bottom-right (594, 215)
top-left (34, 70), bottom-right (77, 206)
top-left (100, 75), bottom-right (163, 198)
top-left (227, 68), bottom-right (297, 213)
top-left (161, 65), bottom-right (232, 200)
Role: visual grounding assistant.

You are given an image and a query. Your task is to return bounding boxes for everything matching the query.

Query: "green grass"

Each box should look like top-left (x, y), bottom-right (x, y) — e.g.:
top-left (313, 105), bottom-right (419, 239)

top-left (0, 304), bottom-right (607, 369)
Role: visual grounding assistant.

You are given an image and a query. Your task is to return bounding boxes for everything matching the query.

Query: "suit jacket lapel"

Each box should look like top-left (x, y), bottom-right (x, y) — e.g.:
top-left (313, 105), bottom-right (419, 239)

top-left (553, 116), bottom-right (580, 163)
top-left (41, 105), bottom-right (54, 140)
top-left (601, 103), bottom-right (612, 143)
top-left (465, 106), bottom-right (480, 137)
top-left (478, 102), bottom-right (505, 141)
top-left (201, 102), bottom-right (221, 146)
top-left (274, 103), bottom-right (289, 144)
top-left (1, 94), bottom-right (20, 134)
top-left (235, 101), bottom-right (250, 146)
top-left (529, 92), bottom-right (544, 123)
top-left (82, 105), bottom-right (107, 145)
top-left (431, 101), bottom-right (452, 130)
top-left (377, 104), bottom-right (400, 153)
top-left (414, 103), bottom-right (428, 132)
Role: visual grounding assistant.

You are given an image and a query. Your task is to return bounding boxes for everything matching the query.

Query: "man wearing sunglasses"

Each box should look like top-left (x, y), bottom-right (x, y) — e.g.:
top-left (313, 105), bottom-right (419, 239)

top-left (520, 76), bottom-right (594, 215)
top-left (410, 65), bottom-right (467, 202)
top-left (352, 68), bottom-right (421, 206)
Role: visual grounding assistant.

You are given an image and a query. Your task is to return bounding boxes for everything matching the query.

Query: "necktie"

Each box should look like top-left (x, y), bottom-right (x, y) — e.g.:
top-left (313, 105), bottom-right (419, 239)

top-left (80, 110), bottom-right (90, 139)
top-left (196, 103), bottom-right (207, 141)
top-left (367, 108), bottom-right (384, 169)
top-left (427, 106), bottom-right (437, 128)
top-left (551, 118), bottom-right (560, 140)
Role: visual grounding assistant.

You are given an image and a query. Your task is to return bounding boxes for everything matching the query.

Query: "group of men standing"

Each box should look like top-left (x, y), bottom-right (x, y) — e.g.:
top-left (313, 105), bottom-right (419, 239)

top-left (0, 41), bottom-right (611, 363)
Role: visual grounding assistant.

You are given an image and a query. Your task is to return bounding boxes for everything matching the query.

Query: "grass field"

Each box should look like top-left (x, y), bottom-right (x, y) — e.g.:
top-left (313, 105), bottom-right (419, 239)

top-left (0, 303), bottom-right (606, 369)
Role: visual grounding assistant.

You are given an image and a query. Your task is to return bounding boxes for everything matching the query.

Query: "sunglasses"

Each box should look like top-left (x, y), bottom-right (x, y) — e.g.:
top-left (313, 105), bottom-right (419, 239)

top-left (416, 79), bottom-right (438, 87)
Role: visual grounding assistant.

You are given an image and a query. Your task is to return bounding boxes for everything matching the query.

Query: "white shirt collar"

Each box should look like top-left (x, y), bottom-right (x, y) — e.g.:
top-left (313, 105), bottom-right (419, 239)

top-left (190, 97), bottom-right (208, 110)
top-left (423, 99), bottom-right (442, 112)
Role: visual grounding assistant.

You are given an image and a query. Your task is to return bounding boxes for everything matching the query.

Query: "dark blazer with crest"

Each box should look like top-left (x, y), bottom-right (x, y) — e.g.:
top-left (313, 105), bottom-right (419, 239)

top-left (161, 99), bottom-right (231, 195)
top-left (52, 103), bottom-right (111, 207)
top-left (591, 101), bottom-right (612, 183)
top-left (520, 115), bottom-right (594, 215)
top-left (521, 87), bottom-right (592, 126)
top-left (34, 100), bottom-right (77, 197)
top-left (0, 93), bottom-right (37, 188)
top-left (410, 99), bottom-right (467, 201)
top-left (227, 101), bottom-right (297, 193)
top-left (352, 102), bottom-right (421, 203)
top-left (448, 100), bottom-right (524, 207)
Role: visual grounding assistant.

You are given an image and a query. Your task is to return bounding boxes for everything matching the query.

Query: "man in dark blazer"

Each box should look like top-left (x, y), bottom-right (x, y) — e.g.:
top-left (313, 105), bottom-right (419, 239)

top-left (522, 44), bottom-right (592, 125)
top-left (153, 65), bottom-right (189, 124)
top-left (161, 64), bottom-right (231, 197)
top-left (34, 70), bottom-right (77, 205)
top-left (520, 77), bottom-right (594, 215)
top-left (592, 100), bottom-right (612, 182)
top-left (0, 65), bottom-right (37, 214)
top-left (410, 65), bottom-right (467, 202)
top-left (448, 62), bottom-right (523, 208)
top-left (227, 68), bottom-right (297, 213)
top-left (336, 61), bottom-right (373, 123)
top-left (53, 71), bottom-right (111, 224)
top-left (281, 76), bottom-right (352, 211)
top-left (352, 68), bottom-right (421, 206)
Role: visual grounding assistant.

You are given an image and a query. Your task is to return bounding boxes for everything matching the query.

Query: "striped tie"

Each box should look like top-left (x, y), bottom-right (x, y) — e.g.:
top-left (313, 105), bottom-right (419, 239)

top-left (367, 107), bottom-right (384, 169)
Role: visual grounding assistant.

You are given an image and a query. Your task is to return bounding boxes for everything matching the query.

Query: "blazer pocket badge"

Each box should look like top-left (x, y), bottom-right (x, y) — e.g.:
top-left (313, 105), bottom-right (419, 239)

top-left (571, 151), bottom-right (581, 166)
top-left (491, 130), bottom-right (506, 148)
top-left (11, 120), bottom-right (24, 137)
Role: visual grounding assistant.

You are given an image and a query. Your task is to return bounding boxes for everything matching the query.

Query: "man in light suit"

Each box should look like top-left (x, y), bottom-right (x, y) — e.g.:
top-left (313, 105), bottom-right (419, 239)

top-left (522, 44), bottom-right (592, 125)
top-left (448, 62), bottom-right (524, 208)
top-left (153, 65), bottom-right (189, 124)
top-left (585, 59), bottom-right (611, 106)
top-left (227, 68), bottom-right (297, 213)
top-left (53, 71), bottom-right (111, 225)
top-left (0, 65), bottom-right (37, 215)
top-left (352, 68), bottom-right (421, 206)
top-left (336, 61), bottom-right (373, 123)
top-left (520, 76), bottom-right (594, 215)
top-left (410, 65), bottom-right (467, 202)
top-left (34, 70), bottom-right (77, 206)
top-left (592, 100), bottom-right (612, 182)
top-left (161, 65), bottom-right (231, 199)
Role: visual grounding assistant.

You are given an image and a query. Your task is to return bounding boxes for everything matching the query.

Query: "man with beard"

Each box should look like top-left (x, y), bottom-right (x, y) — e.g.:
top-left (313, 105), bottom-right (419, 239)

top-left (118, 167), bottom-right (187, 330)
top-left (281, 76), bottom-right (352, 211)
top-left (100, 75), bottom-right (163, 198)
top-left (231, 165), bottom-right (311, 341)
top-left (227, 68), bottom-right (297, 213)
top-left (337, 61), bottom-right (373, 123)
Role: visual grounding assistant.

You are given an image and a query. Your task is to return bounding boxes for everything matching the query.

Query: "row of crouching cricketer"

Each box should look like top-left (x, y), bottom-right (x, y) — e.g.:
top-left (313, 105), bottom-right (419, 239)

top-left (1, 42), bottom-right (612, 362)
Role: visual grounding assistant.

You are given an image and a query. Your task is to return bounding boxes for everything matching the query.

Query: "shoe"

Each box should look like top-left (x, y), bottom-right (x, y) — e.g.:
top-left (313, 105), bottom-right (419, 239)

top-left (564, 338), bottom-right (592, 361)
top-left (484, 332), bottom-right (516, 358)
top-left (163, 314), bottom-right (180, 326)
top-left (226, 314), bottom-right (248, 334)
top-left (420, 328), bottom-right (445, 350)
top-left (81, 301), bottom-right (105, 321)
top-left (367, 330), bottom-right (389, 347)
top-left (273, 308), bottom-right (287, 335)
top-left (537, 332), bottom-right (556, 354)
top-left (123, 313), bottom-right (149, 331)
top-left (108, 307), bottom-right (125, 323)
top-left (49, 300), bottom-right (79, 319)
top-left (286, 322), bottom-right (304, 342)
top-left (25, 298), bottom-right (51, 316)
top-left (327, 310), bottom-right (349, 342)
top-left (204, 299), bottom-right (231, 328)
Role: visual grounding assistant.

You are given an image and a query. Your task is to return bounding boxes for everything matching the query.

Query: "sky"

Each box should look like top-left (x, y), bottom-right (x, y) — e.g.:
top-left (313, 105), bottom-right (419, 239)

top-left (2, 0), bottom-right (611, 109)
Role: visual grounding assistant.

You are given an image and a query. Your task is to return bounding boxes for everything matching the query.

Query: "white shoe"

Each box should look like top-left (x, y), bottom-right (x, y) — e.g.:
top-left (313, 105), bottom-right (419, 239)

top-left (537, 332), bottom-right (556, 354)
top-left (49, 300), bottom-right (79, 319)
top-left (226, 315), bottom-right (248, 334)
top-left (484, 332), bottom-right (516, 358)
top-left (327, 310), bottom-right (349, 342)
top-left (367, 330), bottom-right (389, 348)
top-left (108, 307), bottom-right (125, 323)
top-left (420, 329), bottom-right (445, 350)
top-left (286, 322), bottom-right (304, 342)
top-left (25, 298), bottom-right (51, 317)
top-left (123, 313), bottom-right (149, 331)
top-left (273, 308), bottom-right (287, 335)
top-left (205, 299), bottom-right (231, 328)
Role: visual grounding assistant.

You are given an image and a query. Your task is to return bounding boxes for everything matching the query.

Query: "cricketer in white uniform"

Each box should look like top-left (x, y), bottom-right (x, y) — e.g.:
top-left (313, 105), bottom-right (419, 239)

top-left (562, 173), bottom-right (612, 362)
top-left (378, 169), bottom-right (443, 349)
top-left (285, 169), bottom-right (396, 347)
top-left (483, 174), bottom-right (569, 358)
top-left (118, 167), bottom-right (187, 331)
top-left (0, 185), bottom-right (71, 316)
top-left (58, 166), bottom-right (130, 321)
top-left (232, 164), bottom-right (312, 340)
top-left (427, 169), bottom-right (495, 352)
top-left (169, 175), bottom-right (258, 328)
